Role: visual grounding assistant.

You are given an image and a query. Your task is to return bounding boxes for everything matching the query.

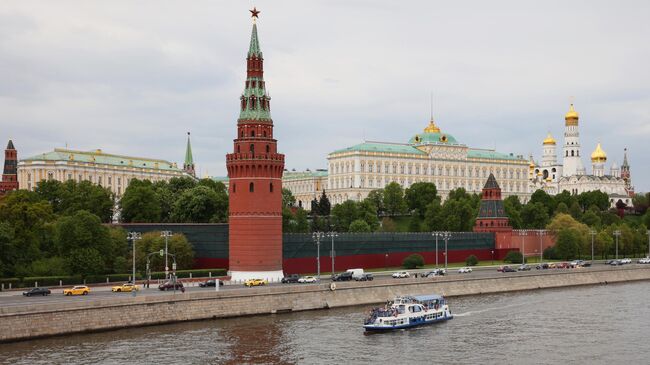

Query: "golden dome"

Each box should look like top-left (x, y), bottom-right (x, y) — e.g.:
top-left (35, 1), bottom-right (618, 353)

top-left (423, 119), bottom-right (441, 133)
top-left (591, 142), bottom-right (607, 163)
top-left (542, 133), bottom-right (556, 145)
top-left (565, 103), bottom-right (579, 125)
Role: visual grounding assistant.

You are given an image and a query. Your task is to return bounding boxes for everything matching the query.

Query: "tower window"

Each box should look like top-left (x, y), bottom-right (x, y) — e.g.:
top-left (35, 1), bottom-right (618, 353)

top-left (266, 144), bottom-right (270, 153)
top-left (249, 182), bottom-right (254, 192)
top-left (270, 182), bottom-right (274, 192)
top-left (237, 145), bottom-right (240, 153)
top-left (264, 131), bottom-right (267, 137)
top-left (571, 150), bottom-right (575, 157)
top-left (233, 184), bottom-right (236, 193)
top-left (251, 130), bottom-right (255, 137)
top-left (240, 131), bottom-right (244, 137)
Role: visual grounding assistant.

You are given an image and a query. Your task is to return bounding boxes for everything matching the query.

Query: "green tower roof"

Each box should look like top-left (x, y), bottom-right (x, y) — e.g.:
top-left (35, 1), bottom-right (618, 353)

top-left (184, 132), bottom-right (193, 166)
top-left (248, 23), bottom-right (262, 58)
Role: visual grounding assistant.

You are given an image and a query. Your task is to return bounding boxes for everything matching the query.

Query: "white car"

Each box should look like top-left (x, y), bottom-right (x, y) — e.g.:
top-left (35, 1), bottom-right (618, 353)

top-left (457, 267), bottom-right (472, 274)
top-left (638, 257), bottom-right (650, 264)
top-left (392, 271), bottom-right (410, 278)
top-left (298, 276), bottom-right (317, 283)
top-left (620, 258), bottom-right (632, 264)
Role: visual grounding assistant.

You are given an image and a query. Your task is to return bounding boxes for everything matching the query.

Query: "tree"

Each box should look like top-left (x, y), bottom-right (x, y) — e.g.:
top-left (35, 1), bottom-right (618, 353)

top-left (577, 190), bottom-right (609, 211)
top-left (54, 211), bottom-right (112, 264)
top-left (547, 213), bottom-right (589, 256)
top-left (283, 207), bottom-right (310, 233)
top-left (35, 180), bottom-right (114, 223)
top-left (120, 179), bottom-right (161, 223)
top-left (0, 222), bottom-right (15, 276)
top-left (503, 195), bottom-right (523, 229)
top-left (365, 189), bottom-right (384, 215)
top-left (521, 202), bottom-right (550, 229)
top-left (136, 231), bottom-right (194, 272)
top-left (632, 193), bottom-right (648, 215)
top-left (170, 185), bottom-right (228, 223)
top-left (402, 254), bottom-right (424, 269)
top-left (439, 199), bottom-right (474, 231)
top-left (349, 219), bottom-right (371, 232)
top-left (465, 255), bottom-right (478, 266)
top-left (316, 190), bottom-right (331, 216)
top-left (529, 189), bottom-right (555, 217)
top-left (408, 216), bottom-right (423, 232)
top-left (405, 182), bottom-right (439, 217)
top-left (380, 217), bottom-right (397, 232)
top-left (554, 202), bottom-right (569, 215)
top-left (423, 200), bottom-right (443, 231)
top-left (581, 210), bottom-right (601, 228)
top-left (644, 211), bottom-right (650, 230)
top-left (569, 201), bottom-right (583, 220)
top-left (167, 176), bottom-right (197, 195)
top-left (383, 182), bottom-right (407, 215)
top-left (553, 190), bottom-right (577, 212)
top-left (595, 230), bottom-right (613, 259)
top-left (358, 200), bottom-right (380, 231)
top-left (503, 251), bottom-right (523, 264)
top-left (555, 229), bottom-right (581, 260)
top-left (331, 201), bottom-right (359, 232)
top-left (282, 188), bottom-right (296, 207)
top-left (67, 247), bottom-right (105, 277)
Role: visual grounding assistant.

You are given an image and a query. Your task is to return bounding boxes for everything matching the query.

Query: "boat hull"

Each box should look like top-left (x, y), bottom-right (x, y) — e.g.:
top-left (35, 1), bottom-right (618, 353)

top-left (363, 314), bottom-right (453, 331)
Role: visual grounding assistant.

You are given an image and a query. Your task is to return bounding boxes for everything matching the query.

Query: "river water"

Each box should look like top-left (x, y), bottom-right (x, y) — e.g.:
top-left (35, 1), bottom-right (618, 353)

top-left (1, 281), bottom-right (649, 365)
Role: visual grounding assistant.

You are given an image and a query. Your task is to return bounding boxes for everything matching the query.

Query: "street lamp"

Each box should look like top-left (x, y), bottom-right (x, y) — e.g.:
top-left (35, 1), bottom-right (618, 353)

top-left (312, 231), bottom-right (324, 281)
top-left (432, 232), bottom-right (447, 267)
top-left (613, 230), bottom-right (621, 260)
top-left (590, 230), bottom-right (596, 264)
top-left (441, 231), bottom-right (451, 271)
top-left (646, 230), bottom-right (650, 259)
top-left (327, 232), bottom-right (338, 276)
top-left (160, 231), bottom-right (173, 281)
top-left (127, 232), bottom-right (142, 297)
top-left (519, 230), bottom-right (528, 265)
top-left (491, 250), bottom-right (494, 265)
top-left (385, 253), bottom-right (388, 271)
top-left (536, 230), bottom-right (544, 264)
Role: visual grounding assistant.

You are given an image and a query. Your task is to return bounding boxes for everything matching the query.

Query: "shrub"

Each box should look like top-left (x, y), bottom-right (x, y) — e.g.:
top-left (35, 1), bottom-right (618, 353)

top-left (465, 255), bottom-right (478, 266)
top-left (402, 254), bottom-right (425, 269)
top-left (504, 251), bottom-right (525, 264)
top-left (543, 246), bottom-right (557, 260)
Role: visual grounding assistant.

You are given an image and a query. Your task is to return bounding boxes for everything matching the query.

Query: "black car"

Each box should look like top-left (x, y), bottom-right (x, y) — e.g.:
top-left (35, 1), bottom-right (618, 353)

top-left (355, 273), bottom-right (374, 281)
top-left (281, 274), bottom-right (300, 284)
top-left (332, 271), bottom-right (353, 281)
top-left (536, 263), bottom-right (549, 270)
top-left (502, 266), bottom-right (517, 272)
top-left (23, 287), bottom-right (51, 297)
top-left (424, 269), bottom-right (446, 277)
top-left (198, 279), bottom-right (223, 287)
top-left (158, 281), bottom-right (184, 291)
top-left (581, 261), bottom-right (592, 267)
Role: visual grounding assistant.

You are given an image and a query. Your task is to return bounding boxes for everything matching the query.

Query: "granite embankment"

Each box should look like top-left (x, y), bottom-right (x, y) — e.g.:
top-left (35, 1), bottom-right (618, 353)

top-left (2, 266), bottom-right (649, 343)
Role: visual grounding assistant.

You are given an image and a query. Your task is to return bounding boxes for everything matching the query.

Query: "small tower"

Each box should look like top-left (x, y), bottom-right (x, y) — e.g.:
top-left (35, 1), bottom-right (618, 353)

top-left (474, 173), bottom-right (512, 250)
top-left (610, 162), bottom-right (620, 178)
top-left (562, 104), bottom-right (585, 176)
top-left (0, 140), bottom-right (19, 195)
top-left (183, 132), bottom-right (195, 177)
top-left (621, 148), bottom-right (633, 195)
top-left (590, 142), bottom-right (606, 177)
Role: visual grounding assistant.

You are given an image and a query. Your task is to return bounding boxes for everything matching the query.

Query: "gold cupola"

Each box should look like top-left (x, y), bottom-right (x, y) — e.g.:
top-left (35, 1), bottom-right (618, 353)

top-left (565, 103), bottom-right (579, 126)
top-left (542, 133), bottom-right (556, 145)
top-left (591, 142), bottom-right (607, 163)
top-left (423, 118), bottom-right (441, 133)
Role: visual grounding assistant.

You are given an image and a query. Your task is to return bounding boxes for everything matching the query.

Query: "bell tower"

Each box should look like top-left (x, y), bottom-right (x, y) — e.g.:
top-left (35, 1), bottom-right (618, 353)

top-left (225, 8), bottom-right (285, 281)
top-left (0, 140), bottom-right (18, 196)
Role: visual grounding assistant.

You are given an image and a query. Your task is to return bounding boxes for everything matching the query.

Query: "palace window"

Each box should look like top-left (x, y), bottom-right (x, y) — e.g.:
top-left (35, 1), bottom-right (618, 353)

top-left (118, 177), bottom-right (121, 185)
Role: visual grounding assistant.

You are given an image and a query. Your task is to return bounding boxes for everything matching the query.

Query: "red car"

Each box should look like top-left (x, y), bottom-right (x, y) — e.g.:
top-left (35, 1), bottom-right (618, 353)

top-left (556, 262), bottom-right (570, 269)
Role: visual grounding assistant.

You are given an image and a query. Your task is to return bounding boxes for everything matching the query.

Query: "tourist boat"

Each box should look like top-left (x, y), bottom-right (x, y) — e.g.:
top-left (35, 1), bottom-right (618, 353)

top-left (363, 294), bottom-right (453, 331)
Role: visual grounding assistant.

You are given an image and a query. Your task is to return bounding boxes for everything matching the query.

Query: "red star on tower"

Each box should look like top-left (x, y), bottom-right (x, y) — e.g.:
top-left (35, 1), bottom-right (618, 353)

top-left (250, 7), bottom-right (260, 19)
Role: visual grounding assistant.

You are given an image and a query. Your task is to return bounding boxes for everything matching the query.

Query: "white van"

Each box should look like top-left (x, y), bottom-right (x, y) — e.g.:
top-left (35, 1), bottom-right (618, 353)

top-left (346, 268), bottom-right (364, 280)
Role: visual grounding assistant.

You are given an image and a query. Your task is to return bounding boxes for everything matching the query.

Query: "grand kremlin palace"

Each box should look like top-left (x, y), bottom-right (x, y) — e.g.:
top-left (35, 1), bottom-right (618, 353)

top-left (284, 118), bottom-right (531, 210)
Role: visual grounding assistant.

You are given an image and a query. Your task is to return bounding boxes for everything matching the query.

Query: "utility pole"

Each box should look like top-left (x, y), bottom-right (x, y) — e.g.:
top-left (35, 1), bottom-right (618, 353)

top-left (647, 230), bottom-right (649, 259)
top-left (327, 232), bottom-right (338, 277)
top-left (441, 231), bottom-right (451, 271)
top-left (127, 232), bottom-right (142, 297)
top-left (537, 229), bottom-right (544, 264)
top-left (432, 232), bottom-right (442, 267)
top-left (160, 231), bottom-right (173, 281)
top-left (520, 230), bottom-right (528, 264)
top-left (613, 230), bottom-right (621, 260)
top-left (312, 232), bottom-right (323, 281)
top-left (590, 230), bottom-right (596, 264)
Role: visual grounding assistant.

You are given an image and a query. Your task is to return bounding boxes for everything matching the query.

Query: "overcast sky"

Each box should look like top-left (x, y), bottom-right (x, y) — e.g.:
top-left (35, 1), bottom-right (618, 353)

top-left (1, 1), bottom-right (649, 192)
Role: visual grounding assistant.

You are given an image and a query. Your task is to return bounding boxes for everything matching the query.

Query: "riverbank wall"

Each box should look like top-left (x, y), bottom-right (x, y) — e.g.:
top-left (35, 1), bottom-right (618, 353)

top-left (2, 267), bottom-right (649, 343)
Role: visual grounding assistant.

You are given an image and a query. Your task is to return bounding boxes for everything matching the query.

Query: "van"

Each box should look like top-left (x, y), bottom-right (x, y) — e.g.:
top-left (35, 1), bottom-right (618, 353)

top-left (346, 268), bottom-right (364, 280)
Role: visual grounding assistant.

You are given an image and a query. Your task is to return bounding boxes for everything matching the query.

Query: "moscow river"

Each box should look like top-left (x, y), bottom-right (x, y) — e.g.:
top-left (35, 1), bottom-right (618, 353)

top-left (2, 281), bottom-right (649, 364)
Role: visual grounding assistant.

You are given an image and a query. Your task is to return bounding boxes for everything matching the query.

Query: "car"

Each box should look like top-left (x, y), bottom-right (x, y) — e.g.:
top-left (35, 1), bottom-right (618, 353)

top-left (556, 262), bottom-right (570, 269)
top-left (499, 265), bottom-right (516, 272)
top-left (536, 263), bottom-right (549, 270)
top-left (281, 274), bottom-right (300, 284)
top-left (244, 278), bottom-right (268, 287)
top-left (63, 286), bottom-right (90, 296)
top-left (23, 287), bottom-right (51, 297)
top-left (620, 258), bottom-right (632, 264)
top-left (297, 276), bottom-right (317, 283)
top-left (518, 264), bottom-right (531, 271)
top-left (392, 271), bottom-right (410, 278)
top-left (424, 269), bottom-right (445, 277)
top-left (638, 257), bottom-right (650, 264)
top-left (548, 263), bottom-right (557, 269)
top-left (198, 279), bottom-right (224, 287)
top-left (581, 261), bottom-right (592, 267)
top-left (457, 267), bottom-right (472, 274)
top-left (111, 283), bottom-right (139, 292)
top-left (355, 273), bottom-right (374, 281)
top-left (569, 260), bottom-right (581, 268)
top-left (158, 281), bottom-right (184, 291)
top-left (332, 272), bottom-right (354, 282)
top-left (609, 260), bottom-right (622, 266)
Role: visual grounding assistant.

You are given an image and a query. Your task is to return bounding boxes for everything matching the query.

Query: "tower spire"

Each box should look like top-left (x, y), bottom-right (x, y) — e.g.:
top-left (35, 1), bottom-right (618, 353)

top-left (183, 132), bottom-right (195, 177)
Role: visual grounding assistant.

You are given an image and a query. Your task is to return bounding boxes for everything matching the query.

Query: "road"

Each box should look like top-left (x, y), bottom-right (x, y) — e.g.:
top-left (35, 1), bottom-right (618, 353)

top-left (1, 262), bottom-right (646, 308)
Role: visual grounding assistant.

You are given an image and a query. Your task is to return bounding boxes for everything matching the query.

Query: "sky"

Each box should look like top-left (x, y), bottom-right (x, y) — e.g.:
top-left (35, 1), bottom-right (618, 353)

top-left (1, 1), bottom-right (649, 191)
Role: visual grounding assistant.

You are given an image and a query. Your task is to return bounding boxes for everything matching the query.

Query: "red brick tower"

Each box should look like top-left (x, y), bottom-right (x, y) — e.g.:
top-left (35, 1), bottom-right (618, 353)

top-left (0, 140), bottom-right (18, 196)
top-left (226, 8), bottom-right (285, 281)
top-left (473, 173), bottom-right (512, 250)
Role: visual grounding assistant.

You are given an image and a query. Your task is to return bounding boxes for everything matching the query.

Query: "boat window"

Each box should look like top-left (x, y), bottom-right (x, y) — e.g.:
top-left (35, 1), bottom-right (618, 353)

top-left (398, 305), bottom-right (406, 314)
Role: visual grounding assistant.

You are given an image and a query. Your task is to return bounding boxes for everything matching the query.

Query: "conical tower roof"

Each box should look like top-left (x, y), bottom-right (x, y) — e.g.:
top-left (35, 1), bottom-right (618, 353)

top-left (483, 173), bottom-right (500, 189)
top-left (248, 23), bottom-right (262, 58)
top-left (184, 132), bottom-right (193, 166)
top-left (6, 140), bottom-right (15, 150)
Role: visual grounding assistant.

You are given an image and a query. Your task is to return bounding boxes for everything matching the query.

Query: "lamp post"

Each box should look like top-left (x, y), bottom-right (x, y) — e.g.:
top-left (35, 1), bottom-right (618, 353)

top-left (441, 231), bottom-right (451, 271)
top-left (327, 232), bottom-right (338, 276)
top-left (312, 231), bottom-right (323, 281)
top-left (127, 232), bottom-right (141, 297)
top-left (160, 231), bottom-right (173, 281)
top-left (590, 230), bottom-right (596, 264)
top-left (647, 230), bottom-right (650, 259)
top-left (613, 230), bottom-right (621, 260)
top-left (491, 250), bottom-right (494, 265)
top-left (537, 230), bottom-right (544, 264)
top-left (520, 230), bottom-right (528, 265)
top-left (432, 232), bottom-right (446, 268)
top-left (385, 253), bottom-right (388, 271)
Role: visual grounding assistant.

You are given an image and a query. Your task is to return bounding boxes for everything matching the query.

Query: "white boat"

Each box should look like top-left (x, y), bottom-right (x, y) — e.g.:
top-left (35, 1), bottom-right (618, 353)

top-left (363, 294), bottom-right (453, 331)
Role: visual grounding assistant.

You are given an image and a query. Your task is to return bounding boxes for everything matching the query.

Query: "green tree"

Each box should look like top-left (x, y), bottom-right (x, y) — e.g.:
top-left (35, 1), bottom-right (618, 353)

top-left (35, 180), bottom-right (114, 222)
top-left (554, 202), bottom-right (569, 215)
top-left (167, 176), bottom-right (197, 195)
top-left (331, 201), bottom-right (359, 232)
top-left (54, 210), bottom-right (113, 271)
top-left (408, 216), bottom-right (423, 232)
top-left (315, 190), bottom-right (331, 216)
top-left (423, 200), bottom-right (443, 231)
top-left (365, 189), bottom-right (385, 214)
top-left (521, 202), bottom-right (550, 229)
top-left (29, 257), bottom-right (69, 276)
top-left (136, 232), bottom-right (194, 273)
top-left (577, 190), bottom-right (609, 211)
top-left (569, 201), bottom-right (583, 220)
top-left (282, 188), bottom-right (296, 207)
top-left (503, 195), bottom-right (523, 229)
top-left (380, 217), bottom-right (397, 232)
top-left (120, 179), bottom-right (161, 223)
top-left (553, 190), bottom-right (577, 211)
top-left (383, 182), bottom-right (407, 215)
top-left (405, 182), bottom-right (439, 217)
top-left (595, 230), bottom-right (613, 259)
top-left (349, 219), bottom-right (371, 232)
top-left (581, 210), bottom-right (601, 228)
top-left (465, 255), bottom-right (478, 266)
top-left (170, 185), bottom-right (228, 223)
top-left (504, 251), bottom-right (523, 264)
top-left (67, 247), bottom-right (105, 277)
top-left (555, 229), bottom-right (581, 260)
top-left (643, 211), bottom-right (650, 230)
top-left (439, 199), bottom-right (474, 231)
top-left (283, 207), bottom-right (310, 233)
top-left (0, 222), bottom-right (16, 276)
top-left (402, 254), bottom-right (424, 269)
top-left (152, 180), bottom-right (173, 222)
top-left (529, 189), bottom-right (555, 216)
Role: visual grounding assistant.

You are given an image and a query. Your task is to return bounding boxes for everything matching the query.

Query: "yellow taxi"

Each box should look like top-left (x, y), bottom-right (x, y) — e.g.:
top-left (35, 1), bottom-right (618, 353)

top-left (63, 285), bottom-right (90, 296)
top-left (111, 283), bottom-right (139, 293)
top-left (244, 278), bottom-right (268, 287)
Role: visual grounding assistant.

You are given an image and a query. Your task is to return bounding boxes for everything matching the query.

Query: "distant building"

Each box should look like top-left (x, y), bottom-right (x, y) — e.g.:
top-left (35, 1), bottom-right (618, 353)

top-left (183, 132), bottom-right (196, 177)
top-left (282, 169), bottom-right (328, 210)
top-left (18, 148), bottom-right (187, 197)
top-left (0, 140), bottom-right (19, 196)
top-left (473, 173), bottom-right (513, 250)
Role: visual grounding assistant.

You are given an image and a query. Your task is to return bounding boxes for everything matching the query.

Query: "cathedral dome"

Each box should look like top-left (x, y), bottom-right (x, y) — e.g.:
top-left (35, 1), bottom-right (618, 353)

top-left (591, 142), bottom-right (607, 163)
top-left (423, 119), bottom-right (441, 133)
top-left (565, 103), bottom-right (579, 125)
top-left (409, 120), bottom-right (458, 145)
top-left (542, 133), bottom-right (556, 145)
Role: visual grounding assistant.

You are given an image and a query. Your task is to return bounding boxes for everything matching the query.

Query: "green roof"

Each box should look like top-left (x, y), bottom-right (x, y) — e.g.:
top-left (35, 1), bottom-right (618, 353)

top-left (408, 132), bottom-right (459, 145)
top-left (283, 170), bottom-right (328, 180)
top-left (211, 176), bottom-right (229, 182)
top-left (331, 142), bottom-right (426, 155)
top-left (22, 149), bottom-right (183, 172)
top-left (184, 133), bottom-right (194, 166)
top-left (467, 149), bottom-right (522, 161)
top-left (248, 23), bottom-right (262, 58)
